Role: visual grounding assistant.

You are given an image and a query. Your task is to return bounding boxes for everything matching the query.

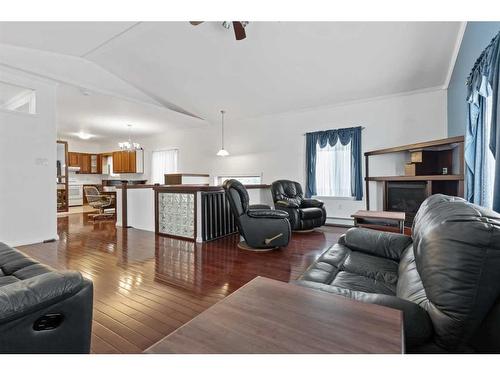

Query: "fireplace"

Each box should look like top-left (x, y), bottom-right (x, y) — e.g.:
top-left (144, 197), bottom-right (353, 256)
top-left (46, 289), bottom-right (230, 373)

top-left (385, 182), bottom-right (427, 227)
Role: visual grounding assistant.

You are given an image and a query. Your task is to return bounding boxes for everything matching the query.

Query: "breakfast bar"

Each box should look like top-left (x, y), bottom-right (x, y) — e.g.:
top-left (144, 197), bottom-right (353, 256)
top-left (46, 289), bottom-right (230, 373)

top-left (116, 183), bottom-right (273, 242)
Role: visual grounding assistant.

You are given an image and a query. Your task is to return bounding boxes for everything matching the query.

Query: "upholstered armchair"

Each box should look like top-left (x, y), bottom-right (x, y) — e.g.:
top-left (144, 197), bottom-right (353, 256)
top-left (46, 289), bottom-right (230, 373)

top-left (271, 180), bottom-right (327, 231)
top-left (223, 179), bottom-right (291, 250)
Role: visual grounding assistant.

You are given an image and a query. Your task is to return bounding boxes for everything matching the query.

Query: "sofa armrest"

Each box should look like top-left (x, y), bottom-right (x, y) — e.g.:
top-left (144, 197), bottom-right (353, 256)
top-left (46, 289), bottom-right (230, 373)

top-left (0, 271), bottom-right (86, 323)
top-left (301, 198), bottom-right (324, 208)
top-left (294, 280), bottom-right (433, 348)
top-left (248, 209), bottom-right (289, 219)
top-left (344, 227), bottom-right (412, 261)
top-left (249, 204), bottom-right (271, 210)
top-left (275, 200), bottom-right (299, 208)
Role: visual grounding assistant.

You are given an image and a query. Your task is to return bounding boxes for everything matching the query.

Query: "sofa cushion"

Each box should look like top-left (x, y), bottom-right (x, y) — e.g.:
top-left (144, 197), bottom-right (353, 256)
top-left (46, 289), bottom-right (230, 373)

top-left (345, 227), bottom-right (412, 261)
top-left (343, 250), bottom-right (399, 285)
top-left (300, 207), bottom-right (324, 220)
top-left (332, 271), bottom-right (396, 295)
top-left (299, 239), bottom-right (398, 295)
top-left (0, 275), bottom-right (19, 287)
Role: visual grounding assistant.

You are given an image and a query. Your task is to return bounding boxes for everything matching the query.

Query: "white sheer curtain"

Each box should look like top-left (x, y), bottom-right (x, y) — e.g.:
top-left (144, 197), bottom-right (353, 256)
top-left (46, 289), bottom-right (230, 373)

top-left (151, 149), bottom-right (178, 184)
top-left (315, 141), bottom-right (352, 197)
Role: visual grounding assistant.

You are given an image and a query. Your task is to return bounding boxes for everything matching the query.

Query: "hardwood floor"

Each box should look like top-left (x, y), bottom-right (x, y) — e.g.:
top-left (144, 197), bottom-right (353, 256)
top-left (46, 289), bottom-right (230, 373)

top-left (18, 213), bottom-right (346, 354)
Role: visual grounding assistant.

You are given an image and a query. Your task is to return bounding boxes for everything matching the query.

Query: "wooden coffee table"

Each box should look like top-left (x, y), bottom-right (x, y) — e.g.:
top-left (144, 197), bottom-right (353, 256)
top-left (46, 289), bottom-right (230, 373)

top-left (351, 210), bottom-right (406, 234)
top-left (145, 277), bottom-right (404, 354)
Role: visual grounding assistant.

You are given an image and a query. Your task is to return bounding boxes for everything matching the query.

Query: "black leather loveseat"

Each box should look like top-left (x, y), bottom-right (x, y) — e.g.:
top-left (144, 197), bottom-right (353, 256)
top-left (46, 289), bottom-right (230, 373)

top-left (296, 194), bottom-right (500, 353)
top-left (0, 242), bottom-right (93, 353)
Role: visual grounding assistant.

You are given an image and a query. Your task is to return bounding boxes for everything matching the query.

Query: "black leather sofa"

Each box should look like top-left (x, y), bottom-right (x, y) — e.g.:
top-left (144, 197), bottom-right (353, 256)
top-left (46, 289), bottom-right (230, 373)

top-left (223, 179), bottom-right (291, 250)
top-left (0, 242), bottom-right (93, 353)
top-left (296, 194), bottom-right (500, 353)
top-left (271, 180), bottom-right (327, 231)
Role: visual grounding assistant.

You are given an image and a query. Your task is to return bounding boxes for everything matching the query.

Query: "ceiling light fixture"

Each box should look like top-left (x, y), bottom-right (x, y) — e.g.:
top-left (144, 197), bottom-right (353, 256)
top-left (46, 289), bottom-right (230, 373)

top-left (216, 110), bottom-right (229, 157)
top-left (77, 131), bottom-right (93, 140)
top-left (118, 124), bottom-right (141, 151)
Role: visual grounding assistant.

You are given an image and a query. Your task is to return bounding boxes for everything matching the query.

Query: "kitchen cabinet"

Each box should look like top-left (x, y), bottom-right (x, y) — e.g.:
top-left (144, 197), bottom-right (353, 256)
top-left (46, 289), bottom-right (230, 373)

top-left (112, 150), bottom-right (143, 173)
top-left (112, 151), bottom-right (124, 173)
top-left (68, 152), bottom-right (79, 167)
top-left (90, 154), bottom-right (101, 174)
top-left (68, 152), bottom-right (102, 174)
top-left (80, 153), bottom-right (91, 174)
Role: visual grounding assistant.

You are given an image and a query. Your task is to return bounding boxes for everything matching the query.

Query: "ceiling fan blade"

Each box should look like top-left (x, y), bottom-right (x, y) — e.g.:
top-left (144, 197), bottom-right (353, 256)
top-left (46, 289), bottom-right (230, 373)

top-left (232, 21), bottom-right (246, 40)
top-left (189, 21), bottom-right (204, 26)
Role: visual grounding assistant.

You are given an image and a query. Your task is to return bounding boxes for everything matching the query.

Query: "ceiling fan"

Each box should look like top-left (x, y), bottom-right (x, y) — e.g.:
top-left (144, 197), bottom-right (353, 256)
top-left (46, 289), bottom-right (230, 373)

top-left (189, 21), bottom-right (249, 41)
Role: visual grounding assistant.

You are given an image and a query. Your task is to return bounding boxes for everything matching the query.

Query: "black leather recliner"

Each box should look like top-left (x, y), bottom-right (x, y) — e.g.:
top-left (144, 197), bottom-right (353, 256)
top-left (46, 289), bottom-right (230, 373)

top-left (223, 179), bottom-right (291, 250)
top-left (296, 194), bottom-right (500, 353)
top-left (0, 242), bottom-right (93, 353)
top-left (271, 180), bottom-right (327, 231)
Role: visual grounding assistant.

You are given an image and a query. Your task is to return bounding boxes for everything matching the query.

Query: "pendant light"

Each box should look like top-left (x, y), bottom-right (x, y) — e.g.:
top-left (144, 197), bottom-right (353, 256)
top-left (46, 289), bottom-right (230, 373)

top-left (216, 110), bottom-right (229, 156)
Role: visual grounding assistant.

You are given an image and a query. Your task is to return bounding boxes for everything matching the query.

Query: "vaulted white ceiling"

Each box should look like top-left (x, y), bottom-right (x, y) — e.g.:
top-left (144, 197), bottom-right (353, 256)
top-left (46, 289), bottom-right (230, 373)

top-left (0, 21), bottom-right (463, 138)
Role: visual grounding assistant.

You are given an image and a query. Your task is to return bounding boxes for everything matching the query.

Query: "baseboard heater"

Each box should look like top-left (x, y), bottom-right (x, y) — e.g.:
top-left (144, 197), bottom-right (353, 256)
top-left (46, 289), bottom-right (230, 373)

top-left (201, 191), bottom-right (238, 241)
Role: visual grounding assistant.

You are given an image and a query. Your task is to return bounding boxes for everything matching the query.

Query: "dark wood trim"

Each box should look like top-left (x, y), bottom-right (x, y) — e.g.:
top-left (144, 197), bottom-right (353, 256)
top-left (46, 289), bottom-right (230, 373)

top-left (365, 174), bottom-right (464, 182)
top-left (154, 184), bottom-right (271, 193)
top-left (121, 181), bottom-right (128, 228)
top-left (165, 173), bottom-right (210, 177)
top-left (115, 184), bottom-right (156, 189)
top-left (364, 136), bottom-right (464, 156)
top-left (57, 140), bottom-right (69, 213)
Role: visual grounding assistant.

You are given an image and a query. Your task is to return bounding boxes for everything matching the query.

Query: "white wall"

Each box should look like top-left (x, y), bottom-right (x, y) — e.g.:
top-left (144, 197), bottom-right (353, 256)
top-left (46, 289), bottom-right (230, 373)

top-left (0, 67), bottom-right (58, 246)
top-left (136, 88), bottom-right (447, 223)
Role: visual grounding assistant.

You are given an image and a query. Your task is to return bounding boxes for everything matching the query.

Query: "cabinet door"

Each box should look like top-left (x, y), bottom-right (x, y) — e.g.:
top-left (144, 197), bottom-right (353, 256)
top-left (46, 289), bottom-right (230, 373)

top-left (112, 151), bottom-right (123, 173)
top-left (80, 154), bottom-right (91, 174)
top-left (68, 152), bottom-right (79, 167)
top-left (90, 154), bottom-right (101, 174)
top-left (127, 151), bottom-right (136, 173)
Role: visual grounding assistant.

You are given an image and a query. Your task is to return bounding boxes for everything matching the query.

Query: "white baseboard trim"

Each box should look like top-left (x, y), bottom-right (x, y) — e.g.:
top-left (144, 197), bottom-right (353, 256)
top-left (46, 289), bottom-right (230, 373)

top-left (326, 217), bottom-right (354, 226)
top-left (5, 234), bottom-right (59, 248)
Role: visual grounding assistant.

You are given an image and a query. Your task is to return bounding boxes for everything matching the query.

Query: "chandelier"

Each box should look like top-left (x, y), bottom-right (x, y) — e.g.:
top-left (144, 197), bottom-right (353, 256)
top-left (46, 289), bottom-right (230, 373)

top-left (118, 124), bottom-right (141, 151)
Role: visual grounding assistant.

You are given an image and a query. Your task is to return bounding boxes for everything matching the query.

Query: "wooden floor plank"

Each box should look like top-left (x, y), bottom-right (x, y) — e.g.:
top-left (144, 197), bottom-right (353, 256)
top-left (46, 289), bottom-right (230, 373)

top-left (18, 212), bottom-right (345, 353)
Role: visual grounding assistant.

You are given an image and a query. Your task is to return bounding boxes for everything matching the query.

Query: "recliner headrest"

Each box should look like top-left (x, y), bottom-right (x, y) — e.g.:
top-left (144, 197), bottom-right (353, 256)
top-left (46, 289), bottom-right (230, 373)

top-left (222, 179), bottom-right (250, 215)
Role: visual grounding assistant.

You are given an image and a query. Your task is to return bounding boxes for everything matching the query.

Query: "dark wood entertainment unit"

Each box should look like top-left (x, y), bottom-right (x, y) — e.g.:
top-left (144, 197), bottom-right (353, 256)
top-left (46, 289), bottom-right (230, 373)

top-left (365, 136), bottom-right (464, 227)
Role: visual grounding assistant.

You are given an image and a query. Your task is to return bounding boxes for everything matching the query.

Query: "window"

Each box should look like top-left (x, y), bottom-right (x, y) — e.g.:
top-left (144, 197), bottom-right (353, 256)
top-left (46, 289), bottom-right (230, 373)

top-left (484, 95), bottom-right (496, 208)
top-left (216, 175), bottom-right (262, 186)
top-left (315, 141), bottom-right (352, 197)
top-left (0, 81), bottom-right (36, 114)
top-left (151, 149), bottom-right (178, 184)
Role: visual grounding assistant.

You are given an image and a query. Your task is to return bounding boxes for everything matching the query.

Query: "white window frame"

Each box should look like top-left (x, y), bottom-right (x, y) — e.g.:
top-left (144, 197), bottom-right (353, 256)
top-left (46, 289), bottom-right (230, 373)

top-left (215, 174), bottom-right (263, 186)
